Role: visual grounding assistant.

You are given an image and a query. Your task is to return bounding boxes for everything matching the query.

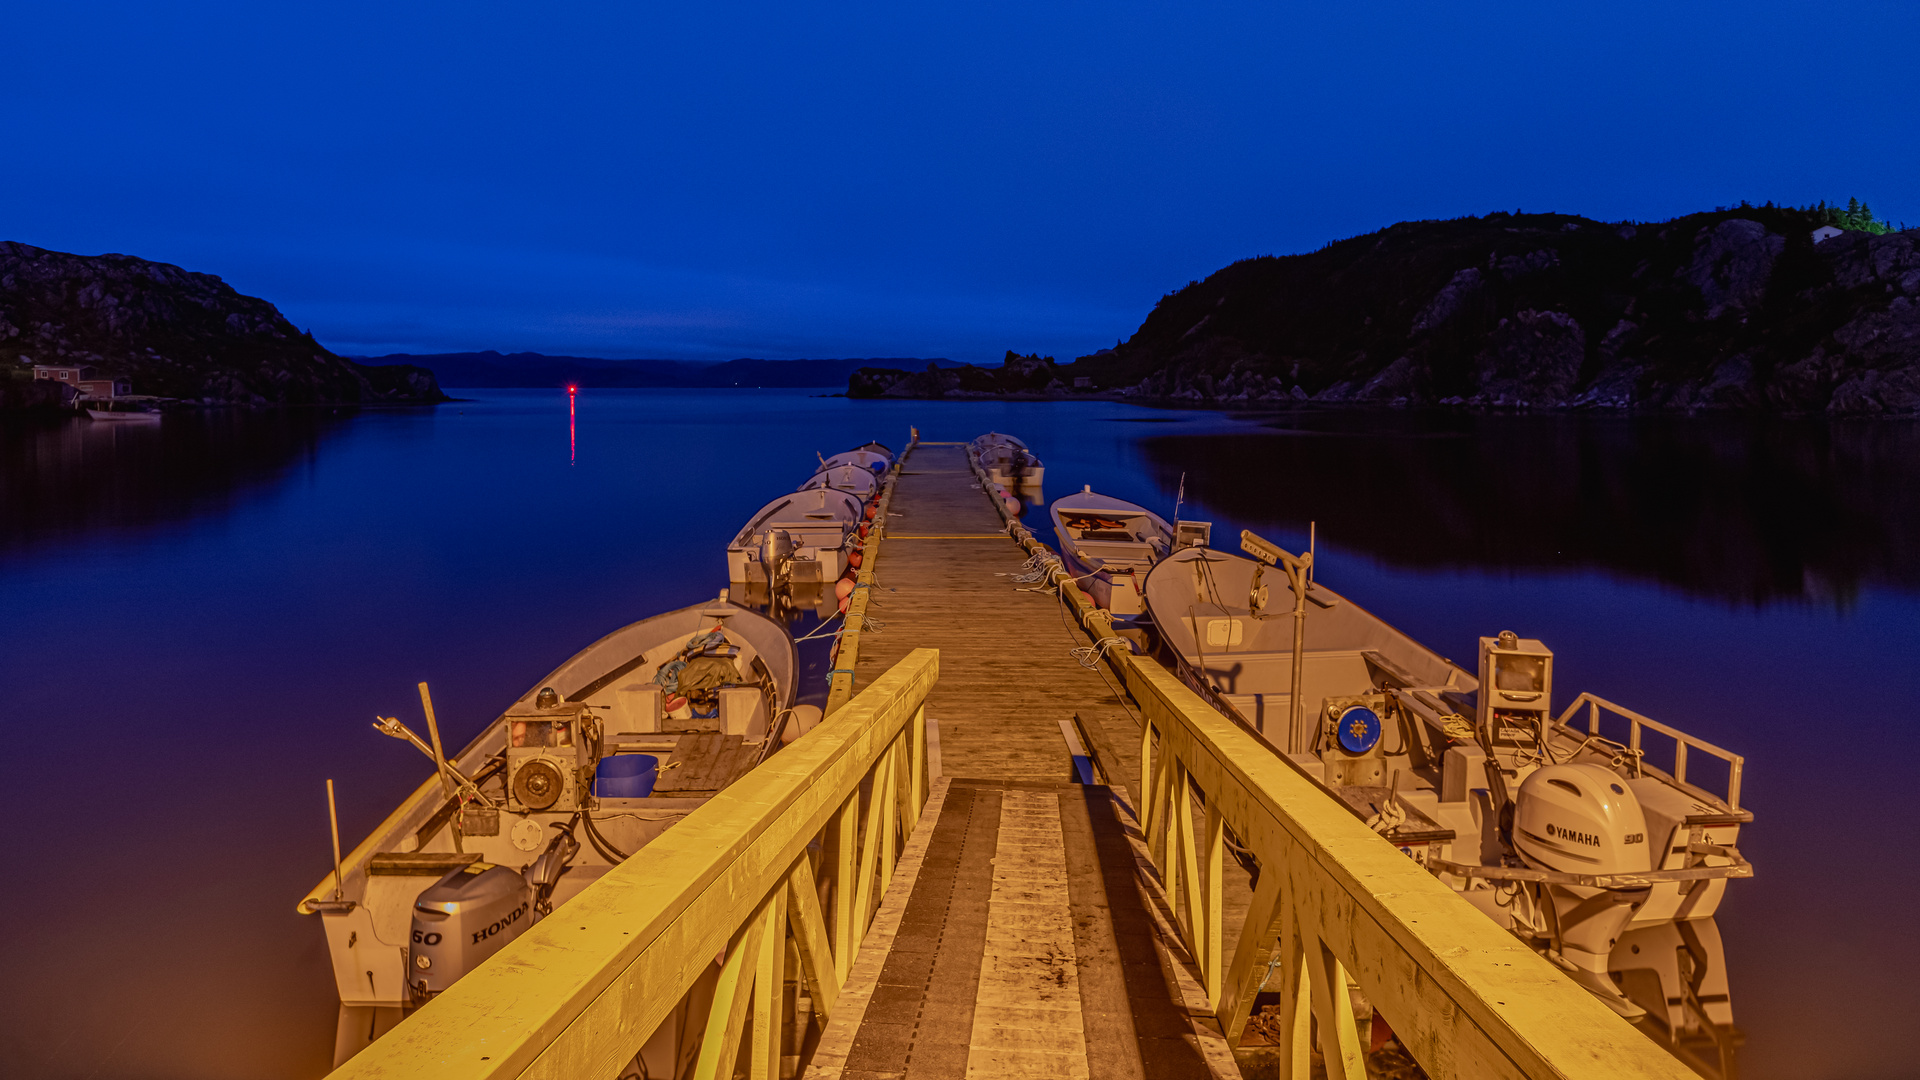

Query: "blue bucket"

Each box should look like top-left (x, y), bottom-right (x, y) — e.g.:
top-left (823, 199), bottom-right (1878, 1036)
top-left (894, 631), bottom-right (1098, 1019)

top-left (595, 754), bottom-right (659, 798)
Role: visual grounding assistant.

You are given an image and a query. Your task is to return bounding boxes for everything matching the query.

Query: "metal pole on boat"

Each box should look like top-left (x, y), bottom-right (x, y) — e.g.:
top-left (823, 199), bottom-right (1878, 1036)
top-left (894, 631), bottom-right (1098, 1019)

top-left (418, 682), bottom-right (459, 800)
top-left (326, 778), bottom-right (345, 901)
top-left (1240, 529), bottom-right (1314, 754)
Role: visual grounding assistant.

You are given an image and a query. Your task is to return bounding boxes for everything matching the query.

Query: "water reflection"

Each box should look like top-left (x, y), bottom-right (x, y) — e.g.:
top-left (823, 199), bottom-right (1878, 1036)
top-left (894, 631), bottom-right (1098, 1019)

top-left (0, 410), bottom-right (351, 559)
top-left (1139, 412), bottom-right (1920, 607)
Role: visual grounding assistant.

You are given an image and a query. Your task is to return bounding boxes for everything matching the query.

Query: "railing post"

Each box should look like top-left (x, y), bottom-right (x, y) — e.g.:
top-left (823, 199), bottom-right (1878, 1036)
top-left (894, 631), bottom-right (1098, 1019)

top-left (1173, 761), bottom-right (1203, 953)
top-left (879, 738), bottom-right (900, 896)
top-left (830, 794), bottom-right (859, 984)
top-left (1674, 740), bottom-right (1688, 788)
top-left (909, 704), bottom-right (927, 832)
top-left (1201, 799), bottom-right (1225, 1008)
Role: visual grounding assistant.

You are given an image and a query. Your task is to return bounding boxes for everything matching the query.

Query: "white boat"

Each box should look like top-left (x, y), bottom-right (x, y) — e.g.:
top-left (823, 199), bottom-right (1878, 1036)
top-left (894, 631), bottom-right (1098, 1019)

top-left (727, 486), bottom-right (864, 586)
top-left (1050, 486), bottom-right (1176, 617)
top-left (819, 444), bottom-right (892, 474)
top-left (967, 432), bottom-right (1043, 488)
top-left (299, 595), bottom-right (802, 1065)
top-left (1143, 535), bottom-right (1750, 1057)
top-left (81, 395), bottom-right (163, 421)
top-left (801, 462), bottom-right (880, 498)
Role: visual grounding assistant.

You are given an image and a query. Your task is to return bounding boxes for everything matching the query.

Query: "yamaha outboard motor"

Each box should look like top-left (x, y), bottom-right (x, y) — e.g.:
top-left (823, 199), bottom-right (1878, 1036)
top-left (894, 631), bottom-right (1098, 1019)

top-left (408, 862), bottom-right (533, 1002)
top-left (1512, 763), bottom-right (1653, 1017)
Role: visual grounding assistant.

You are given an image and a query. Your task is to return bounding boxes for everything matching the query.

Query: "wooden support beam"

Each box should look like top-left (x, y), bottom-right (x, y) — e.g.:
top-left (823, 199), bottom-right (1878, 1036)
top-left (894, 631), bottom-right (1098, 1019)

top-left (852, 751), bottom-right (890, 936)
top-left (1274, 897), bottom-right (1312, 1080)
top-left (694, 896), bottom-right (770, 1080)
top-left (1303, 913), bottom-right (1367, 1080)
top-left (1219, 863), bottom-right (1284, 1044)
top-left (785, 856), bottom-right (839, 1023)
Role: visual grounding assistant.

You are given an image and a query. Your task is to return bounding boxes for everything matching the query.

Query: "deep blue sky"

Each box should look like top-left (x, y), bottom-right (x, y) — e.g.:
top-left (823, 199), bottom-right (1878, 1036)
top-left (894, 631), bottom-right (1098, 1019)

top-left (8, 1), bottom-right (1916, 363)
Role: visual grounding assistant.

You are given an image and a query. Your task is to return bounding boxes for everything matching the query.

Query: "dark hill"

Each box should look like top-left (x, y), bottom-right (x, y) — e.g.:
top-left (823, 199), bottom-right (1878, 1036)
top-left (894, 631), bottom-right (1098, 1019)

top-left (1077, 208), bottom-right (1920, 414)
top-left (365, 351), bottom-right (954, 389)
top-left (0, 242), bottom-right (442, 406)
top-left (849, 208), bottom-right (1920, 414)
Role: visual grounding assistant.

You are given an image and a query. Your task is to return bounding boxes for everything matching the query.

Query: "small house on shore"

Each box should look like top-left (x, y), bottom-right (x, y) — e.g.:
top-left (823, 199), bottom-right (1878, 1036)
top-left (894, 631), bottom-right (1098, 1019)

top-left (34, 364), bottom-right (131, 398)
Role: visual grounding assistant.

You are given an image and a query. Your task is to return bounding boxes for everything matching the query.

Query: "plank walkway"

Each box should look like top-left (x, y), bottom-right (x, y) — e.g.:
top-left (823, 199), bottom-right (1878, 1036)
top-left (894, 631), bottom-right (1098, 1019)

top-left (804, 442), bottom-right (1242, 1080)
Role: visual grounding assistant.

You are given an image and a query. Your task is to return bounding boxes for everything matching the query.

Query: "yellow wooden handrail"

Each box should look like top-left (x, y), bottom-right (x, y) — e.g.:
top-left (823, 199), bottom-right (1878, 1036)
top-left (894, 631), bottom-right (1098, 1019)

top-left (960, 442), bottom-right (1693, 1080)
top-left (1123, 656), bottom-right (1696, 1080)
top-left (330, 648), bottom-right (939, 1080)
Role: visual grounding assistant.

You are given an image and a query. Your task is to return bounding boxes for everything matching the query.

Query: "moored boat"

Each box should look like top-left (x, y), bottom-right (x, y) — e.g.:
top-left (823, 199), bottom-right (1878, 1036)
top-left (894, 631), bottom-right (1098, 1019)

top-left (802, 462), bottom-right (881, 497)
top-left (1050, 485), bottom-right (1176, 617)
top-left (727, 486), bottom-right (864, 586)
top-left (298, 595), bottom-right (803, 1062)
top-left (819, 445), bottom-right (891, 474)
top-left (81, 394), bottom-right (164, 421)
top-left (967, 432), bottom-right (1043, 488)
top-left (1142, 532), bottom-right (1751, 1048)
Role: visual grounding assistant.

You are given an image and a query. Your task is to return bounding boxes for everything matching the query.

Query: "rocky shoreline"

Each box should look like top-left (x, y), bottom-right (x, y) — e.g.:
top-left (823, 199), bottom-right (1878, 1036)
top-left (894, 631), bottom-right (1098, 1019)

top-left (1, 241), bottom-right (444, 410)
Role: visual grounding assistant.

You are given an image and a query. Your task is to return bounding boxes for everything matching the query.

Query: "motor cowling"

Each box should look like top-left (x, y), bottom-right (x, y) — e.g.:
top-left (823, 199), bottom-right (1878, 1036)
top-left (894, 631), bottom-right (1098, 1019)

top-left (1512, 763), bottom-right (1651, 877)
top-left (1511, 764), bottom-right (1656, 1016)
top-left (408, 862), bottom-right (533, 1002)
top-left (761, 530), bottom-right (795, 576)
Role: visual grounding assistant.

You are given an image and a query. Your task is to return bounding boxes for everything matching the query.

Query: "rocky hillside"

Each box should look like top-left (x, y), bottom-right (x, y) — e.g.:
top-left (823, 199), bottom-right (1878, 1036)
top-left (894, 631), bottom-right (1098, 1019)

top-left (856, 208), bottom-right (1920, 414)
top-left (1084, 208), bottom-right (1920, 413)
top-left (0, 242), bottom-right (442, 406)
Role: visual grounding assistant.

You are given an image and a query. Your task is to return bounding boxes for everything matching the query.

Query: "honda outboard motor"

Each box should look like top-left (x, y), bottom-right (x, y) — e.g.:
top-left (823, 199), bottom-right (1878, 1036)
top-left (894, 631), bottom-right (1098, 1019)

top-left (761, 529), bottom-right (795, 582)
top-left (408, 862), bottom-right (533, 1002)
top-left (1512, 763), bottom-right (1653, 1017)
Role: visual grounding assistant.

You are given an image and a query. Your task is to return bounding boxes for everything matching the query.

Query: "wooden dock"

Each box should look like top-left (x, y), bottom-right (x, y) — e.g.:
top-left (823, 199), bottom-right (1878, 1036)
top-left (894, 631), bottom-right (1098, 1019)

top-left (323, 433), bottom-right (1708, 1080)
top-left (806, 441), bottom-right (1240, 1080)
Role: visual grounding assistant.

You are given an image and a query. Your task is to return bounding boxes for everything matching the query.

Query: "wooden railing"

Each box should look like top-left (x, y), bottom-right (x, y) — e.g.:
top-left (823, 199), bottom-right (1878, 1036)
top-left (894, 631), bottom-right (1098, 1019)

top-left (966, 459), bottom-right (1694, 1080)
top-left (1124, 657), bottom-right (1695, 1080)
top-left (330, 648), bottom-right (938, 1080)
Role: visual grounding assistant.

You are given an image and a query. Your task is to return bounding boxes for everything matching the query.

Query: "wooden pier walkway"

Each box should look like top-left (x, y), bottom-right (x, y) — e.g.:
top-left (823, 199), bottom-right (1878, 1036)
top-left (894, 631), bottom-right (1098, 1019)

top-left (806, 442), bottom-right (1238, 1080)
top-left (323, 433), bottom-right (1707, 1080)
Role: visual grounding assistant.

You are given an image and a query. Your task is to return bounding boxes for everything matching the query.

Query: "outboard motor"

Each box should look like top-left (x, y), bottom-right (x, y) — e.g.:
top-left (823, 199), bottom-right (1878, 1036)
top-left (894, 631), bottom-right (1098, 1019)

top-left (408, 862), bottom-right (533, 1002)
top-left (1512, 763), bottom-right (1653, 1017)
top-left (761, 529), bottom-right (795, 583)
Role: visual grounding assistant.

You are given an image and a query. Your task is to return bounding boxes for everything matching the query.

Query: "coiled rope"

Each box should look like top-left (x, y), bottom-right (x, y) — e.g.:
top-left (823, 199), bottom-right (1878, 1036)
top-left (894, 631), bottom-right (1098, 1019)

top-left (1071, 635), bottom-right (1132, 669)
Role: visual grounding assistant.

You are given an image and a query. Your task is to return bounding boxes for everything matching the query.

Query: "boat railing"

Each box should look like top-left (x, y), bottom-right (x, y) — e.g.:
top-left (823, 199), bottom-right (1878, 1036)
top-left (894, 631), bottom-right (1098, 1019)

top-left (1555, 692), bottom-right (1745, 812)
top-left (326, 647), bottom-right (939, 1080)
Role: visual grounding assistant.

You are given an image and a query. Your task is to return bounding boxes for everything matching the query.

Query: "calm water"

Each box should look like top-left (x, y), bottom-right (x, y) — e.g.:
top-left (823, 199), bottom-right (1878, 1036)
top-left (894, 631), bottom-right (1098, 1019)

top-left (1, 390), bottom-right (1915, 1080)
